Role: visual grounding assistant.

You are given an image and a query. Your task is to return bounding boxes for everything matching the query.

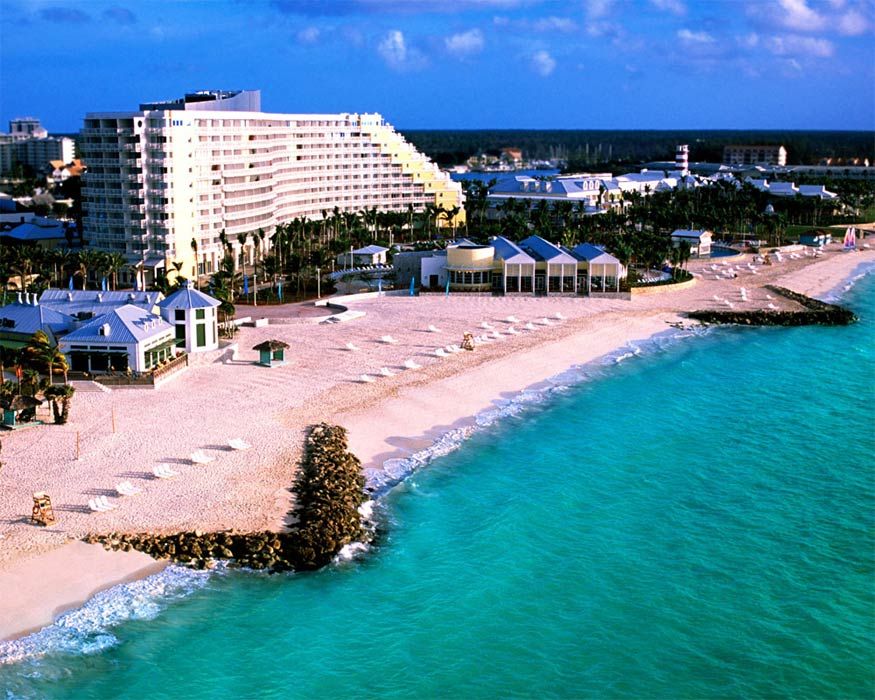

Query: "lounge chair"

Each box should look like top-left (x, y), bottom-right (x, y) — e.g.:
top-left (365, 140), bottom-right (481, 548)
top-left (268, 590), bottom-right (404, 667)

top-left (480, 321), bottom-right (494, 330)
top-left (190, 450), bottom-right (214, 465)
top-left (345, 342), bottom-right (360, 352)
top-left (88, 499), bottom-right (102, 513)
top-left (506, 326), bottom-right (519, 335)
top-left (228, 438), bottom-right (252, 451)
top-left (427, 325), bottom-right (440, 333)
top-left (403, 359), bottom-right (421, 370)
top-left (360, 374), bottom-right (376, 383)
top-left (379, 367), bottom-right (395, 377)
top-left (116, 481), bottom-right (142, 496)
top-left (435, 348), bottom-right (448, 358)
top-left (506, 315), bottom-right (519, 323)
top-left (524, 322), bottom-right (537, 331)
top-left (380, 335), bottom-right (398, 344)
top-left (97, 495), bottom-right (117, 511)
top-left (554, 312), bottom-right (565, 320)
top-left (153, 464), bottom-right (178, 479)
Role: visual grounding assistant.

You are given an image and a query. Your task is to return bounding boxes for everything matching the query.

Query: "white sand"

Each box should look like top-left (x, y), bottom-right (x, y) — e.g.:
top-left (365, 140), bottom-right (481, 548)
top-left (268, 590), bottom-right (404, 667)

top-left (0, 245), bottom-right (871, 640)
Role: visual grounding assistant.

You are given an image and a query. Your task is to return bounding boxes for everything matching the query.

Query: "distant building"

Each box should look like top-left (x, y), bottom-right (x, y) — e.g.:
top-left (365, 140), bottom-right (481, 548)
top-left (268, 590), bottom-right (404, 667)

top-left (0, 118), bottom-right (75, 177)
top-left (0, 294), bottom-right (74, 349)
top-left (0, 217), bottom-right (74, 249)
top-left (79, 89), bottom-right (464, 288)
top-left (723, 145), bottom-right (787, 167)
top-left (671, 229), bottom-right (712, 258)
top-left (336, 245), bottom-right (389, 268)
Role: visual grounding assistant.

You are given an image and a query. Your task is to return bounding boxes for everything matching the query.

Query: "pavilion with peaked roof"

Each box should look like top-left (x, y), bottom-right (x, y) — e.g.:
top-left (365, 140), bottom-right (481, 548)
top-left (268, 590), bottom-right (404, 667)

top-left (157, 282), bottom-right (221, 353)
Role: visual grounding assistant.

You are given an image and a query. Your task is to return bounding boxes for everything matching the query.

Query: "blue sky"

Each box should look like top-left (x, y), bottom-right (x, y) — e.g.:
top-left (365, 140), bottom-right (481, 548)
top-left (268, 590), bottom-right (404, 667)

top-left (1, 0), bottom-right (873, 132)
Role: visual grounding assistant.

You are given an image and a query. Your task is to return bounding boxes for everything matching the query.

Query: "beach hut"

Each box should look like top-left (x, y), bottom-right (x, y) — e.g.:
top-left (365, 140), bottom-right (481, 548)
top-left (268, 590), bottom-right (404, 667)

top-left (518, 235), bottom-right (579, 294)
top-left (253, 340), bottom-right (289, 367)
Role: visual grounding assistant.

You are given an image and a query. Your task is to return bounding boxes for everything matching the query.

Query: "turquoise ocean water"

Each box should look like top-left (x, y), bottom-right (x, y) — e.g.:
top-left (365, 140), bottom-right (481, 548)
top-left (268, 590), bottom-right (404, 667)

top-left (2, 267), bottom-right (873, 699)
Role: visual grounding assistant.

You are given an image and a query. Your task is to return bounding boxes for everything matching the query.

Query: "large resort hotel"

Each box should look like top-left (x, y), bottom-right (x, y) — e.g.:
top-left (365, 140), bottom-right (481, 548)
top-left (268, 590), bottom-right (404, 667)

top-left (79, 89), bottom-right (465, 286)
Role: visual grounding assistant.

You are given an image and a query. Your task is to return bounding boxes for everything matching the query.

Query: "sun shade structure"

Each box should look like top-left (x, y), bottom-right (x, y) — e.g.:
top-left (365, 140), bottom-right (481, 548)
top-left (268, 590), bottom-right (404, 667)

top-left (253, 339), bottom-right (289, 367)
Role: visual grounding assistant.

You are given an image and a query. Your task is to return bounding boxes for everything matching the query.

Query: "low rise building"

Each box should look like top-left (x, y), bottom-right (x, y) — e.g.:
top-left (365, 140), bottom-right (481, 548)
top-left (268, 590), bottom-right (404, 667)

top-left (39, 289), bottom-right (164, 320)
top-left (336, 245), bottom-right (390, 268)
top-left (671, 229), bottom-right (712, 258)
top-left (723, 145), bottom-right (787, 167)
top-left (59, 305), bottom-right (175, 373)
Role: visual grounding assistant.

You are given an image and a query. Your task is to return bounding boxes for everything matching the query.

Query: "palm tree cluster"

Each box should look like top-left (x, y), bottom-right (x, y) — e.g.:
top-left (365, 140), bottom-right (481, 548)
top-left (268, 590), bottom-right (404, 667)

top-left (0, 245), bottom-right (130, 298)
top-left (0, 331), bottom-right (75, 425)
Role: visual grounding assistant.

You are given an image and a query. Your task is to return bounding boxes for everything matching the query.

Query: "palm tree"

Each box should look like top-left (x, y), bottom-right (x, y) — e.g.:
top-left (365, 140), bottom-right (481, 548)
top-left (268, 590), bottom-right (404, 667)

top-left (191, 238), bottom-right (200, 289)
top-left (236, 231), bottom-right (249, 270)
top-left (44, 384), bottom-right (75, 424)
top-left (23, 330), bottom-right (68, 386)
top-left (75, 249), bottom-right (104, 290)
top-left (441, 205), bottom-right (461, 238)
top-left (9, 244), bottom-right (41, 292)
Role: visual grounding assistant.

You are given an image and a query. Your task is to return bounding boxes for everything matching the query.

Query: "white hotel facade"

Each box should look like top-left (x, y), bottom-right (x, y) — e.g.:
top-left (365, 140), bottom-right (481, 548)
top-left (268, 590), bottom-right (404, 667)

top-left (80, 90), bottom-right (464, 285)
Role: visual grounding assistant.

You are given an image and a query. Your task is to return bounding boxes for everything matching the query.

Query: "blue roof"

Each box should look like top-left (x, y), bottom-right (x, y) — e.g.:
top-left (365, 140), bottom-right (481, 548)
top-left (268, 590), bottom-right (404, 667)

top-left (519, 235), bottom-right (578, 264)
top-left (0, 301), bottom-right (74, 337)
top-left (62, 305), bottom-right (173, 344)
top-left (158, 285), bottom-right (220, 310)
top-left (2, 219), bottom-right (68, 242)
top-left (569, 243), bottom-right (621, 265)
top-left (353, 245), bottom-right (389, 255)
top-left (40, 289), bottom-right (163, 317)
top-left (490, 236), bottom-right (535, 264)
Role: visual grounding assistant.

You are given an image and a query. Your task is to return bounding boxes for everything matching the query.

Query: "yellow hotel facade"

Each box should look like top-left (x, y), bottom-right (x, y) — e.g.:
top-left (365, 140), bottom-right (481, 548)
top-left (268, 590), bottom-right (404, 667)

top-left (80, 90), bottom-right (464, 286)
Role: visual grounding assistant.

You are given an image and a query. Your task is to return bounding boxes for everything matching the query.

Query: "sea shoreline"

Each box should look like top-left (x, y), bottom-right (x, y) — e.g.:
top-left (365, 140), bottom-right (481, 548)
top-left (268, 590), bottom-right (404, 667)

top-left (1, 247), bottom-right (872, 647)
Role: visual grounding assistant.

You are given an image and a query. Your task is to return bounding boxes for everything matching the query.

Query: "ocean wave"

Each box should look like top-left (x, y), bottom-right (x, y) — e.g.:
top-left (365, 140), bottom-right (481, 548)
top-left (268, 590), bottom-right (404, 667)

top-left (365, 326), bottom-right (715, 497)
top-left (0, 565), bottom-right (213, 667)
top-left (819, 260), bottom-right (875, 304)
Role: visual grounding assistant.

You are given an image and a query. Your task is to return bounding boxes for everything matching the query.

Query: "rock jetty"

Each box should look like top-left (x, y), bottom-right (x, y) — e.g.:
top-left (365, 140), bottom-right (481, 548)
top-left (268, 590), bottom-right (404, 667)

top-left (86, 423), bottom-right (370, 573)
top-left (688, 286), bottom-right (857, 327)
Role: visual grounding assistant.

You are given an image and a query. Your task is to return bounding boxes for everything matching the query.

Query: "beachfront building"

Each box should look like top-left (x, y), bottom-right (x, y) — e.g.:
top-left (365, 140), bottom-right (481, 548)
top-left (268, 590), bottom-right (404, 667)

top-left (411, 235), bottom-right (625, 295)
top-left (336, 245), bottom-right (389, 268)
top-left (59, 305), bottom-right (175, 373)
top-left (39, 289), bottom-right (164, 320)
top-left (0, 118), bottom-right (75, 177)
top-left (0, 295), bottom-right (74, 350)
top-left (671, 229), bottom-right (712, 258)
top-left (157, 282), bottom-right (220, 353)
top-left (568, 244), bottom-right (624, 293)
top-left (79, 89), bottom-right (464, 288)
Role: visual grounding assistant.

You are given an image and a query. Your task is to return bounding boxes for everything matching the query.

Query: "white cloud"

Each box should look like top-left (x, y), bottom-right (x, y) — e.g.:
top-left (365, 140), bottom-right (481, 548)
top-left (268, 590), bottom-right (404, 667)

top-left (531, 49), bottom-right (556, 76)
top-left (584, 0), bottom-right (613, 20)
top-left (776, 0), bottom-right (825, 31)
top-left (533, 16), bottom-right (578, 32)
top-left (377, 29), bottom-right (426, 70)
top-left (837, 8), bottom-right (869, 35)
top-left (766, 34), bottom-right (834, 57)
top-left (444, 28), bottom-right (484, 57)
top-left (297, 26), bottom-right (320, 44)
top-left (650, 0), bottom-right (686, 15)
top-left (677, 28), bottom-right (714, 43)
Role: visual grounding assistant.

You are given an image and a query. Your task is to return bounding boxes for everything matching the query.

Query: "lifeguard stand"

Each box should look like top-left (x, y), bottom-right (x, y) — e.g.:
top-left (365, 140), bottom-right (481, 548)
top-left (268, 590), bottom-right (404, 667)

top-left (31, 492), bottom-right (56, 526)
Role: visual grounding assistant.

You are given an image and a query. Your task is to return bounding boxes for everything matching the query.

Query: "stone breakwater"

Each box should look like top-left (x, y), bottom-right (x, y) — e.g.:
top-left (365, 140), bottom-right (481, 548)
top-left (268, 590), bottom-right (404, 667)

top-left (688, 286), bottom-right (857, 327)
top-left (88, 424), bottom-right (370, 573)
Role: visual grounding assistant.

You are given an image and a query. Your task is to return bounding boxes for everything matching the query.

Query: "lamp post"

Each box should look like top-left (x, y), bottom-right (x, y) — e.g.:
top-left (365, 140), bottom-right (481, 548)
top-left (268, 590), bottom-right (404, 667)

top-left (316, 267), bottom-right (321, 299)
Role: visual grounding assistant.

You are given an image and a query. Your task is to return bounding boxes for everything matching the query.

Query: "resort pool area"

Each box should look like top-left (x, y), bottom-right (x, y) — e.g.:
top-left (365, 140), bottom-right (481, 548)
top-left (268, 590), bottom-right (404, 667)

top-left (711, 245), bottom-right (741, 258)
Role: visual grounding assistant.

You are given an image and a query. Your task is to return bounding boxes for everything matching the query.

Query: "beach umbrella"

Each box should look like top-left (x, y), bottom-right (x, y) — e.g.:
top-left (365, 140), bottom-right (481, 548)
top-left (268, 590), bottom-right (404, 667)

top-left (445, 277), bottom-right (450, 297)
top-left (378, 276), bottom-right (382, 294)
top-left (68, 275), bottom-right (74, 290)
top-left (409, 277), bottom-right (415, 296)
top-left (277, 280), bottom-right (283, 302)
top-left (101, 276), bottom-right (108, 291)
top-left (243, 274), bottom-right (249, 295)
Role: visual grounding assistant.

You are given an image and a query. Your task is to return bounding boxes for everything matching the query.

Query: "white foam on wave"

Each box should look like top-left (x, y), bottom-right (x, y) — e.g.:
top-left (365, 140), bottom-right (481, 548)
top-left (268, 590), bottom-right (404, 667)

top-left (818, 261), bottom-right (875, 304)
top-left (0, 565), bottom-right (213, 666)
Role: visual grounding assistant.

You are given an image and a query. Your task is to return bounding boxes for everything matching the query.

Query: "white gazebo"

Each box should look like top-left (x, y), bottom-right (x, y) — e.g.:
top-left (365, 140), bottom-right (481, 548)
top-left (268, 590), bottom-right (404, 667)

top-left (157, 282), bottom-right (221, 353)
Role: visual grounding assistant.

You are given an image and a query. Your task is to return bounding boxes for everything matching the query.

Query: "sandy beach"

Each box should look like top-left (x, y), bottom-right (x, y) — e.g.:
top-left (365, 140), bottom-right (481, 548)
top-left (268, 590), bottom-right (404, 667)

top-left (1, 245), bottom-right (872, 641)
